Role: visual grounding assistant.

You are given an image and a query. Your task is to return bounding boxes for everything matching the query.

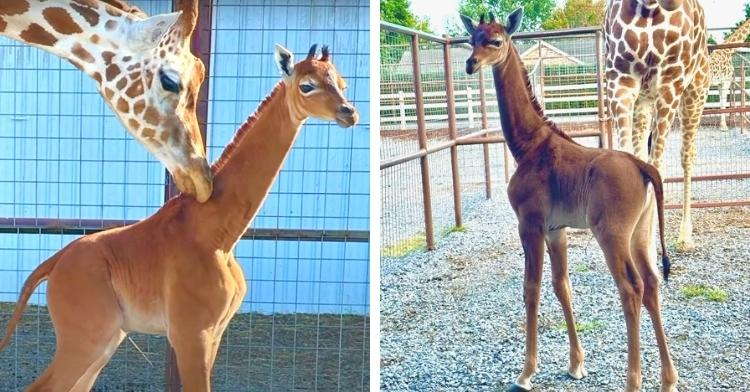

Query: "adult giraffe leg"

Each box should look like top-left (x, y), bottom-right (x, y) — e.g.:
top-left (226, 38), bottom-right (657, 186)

top-left (632, 96), bottom-right (654, 162)
top-left (676, 75), bottom-right (708, 250)
top-left (546, 229), bottom-right (586, 380)
top-left (512, 217), bottom-right (545, 391)
top-left (608, 75), bottom-right (641, 154)
top-left (631, 211), bottom-right (679, 392)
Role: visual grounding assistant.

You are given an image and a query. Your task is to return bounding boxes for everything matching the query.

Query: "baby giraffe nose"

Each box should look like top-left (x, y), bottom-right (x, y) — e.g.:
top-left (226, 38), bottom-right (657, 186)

top-left (466, 57), bottom-right (478, 74)
top-left (338, 104), bottom-right (355, 115)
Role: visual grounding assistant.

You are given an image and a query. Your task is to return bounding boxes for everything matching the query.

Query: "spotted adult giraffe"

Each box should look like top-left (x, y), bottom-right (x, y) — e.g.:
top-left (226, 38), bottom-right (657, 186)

top-left (0, 0), bottom-right (213, 201)
top-left (709, 16), bottom-right (750, 131)
top-left (605, 0), bottom-right (710, 250)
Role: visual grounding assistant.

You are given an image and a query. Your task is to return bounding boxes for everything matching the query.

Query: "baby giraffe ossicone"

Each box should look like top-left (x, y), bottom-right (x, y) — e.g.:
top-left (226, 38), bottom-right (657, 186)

top-left (461, 8), bottom-right (678, 392)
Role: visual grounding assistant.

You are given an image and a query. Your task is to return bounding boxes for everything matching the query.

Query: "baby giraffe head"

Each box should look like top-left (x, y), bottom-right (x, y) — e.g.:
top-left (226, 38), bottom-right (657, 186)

top-left (273, 44), bottom-right (359, 128)
top-left (461, 8), bottom-right (524, 75)
top-left (91, 7), bottom-right (212, 201)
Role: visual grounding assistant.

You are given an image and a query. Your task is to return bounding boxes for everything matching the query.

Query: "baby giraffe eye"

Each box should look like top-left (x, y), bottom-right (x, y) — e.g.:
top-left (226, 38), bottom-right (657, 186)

top-left (490, 39), bottom-right (502, 47)
top-left (299, 84), bottom-right (315, 94)
top-left (159, 69), bottom-right (182, 93)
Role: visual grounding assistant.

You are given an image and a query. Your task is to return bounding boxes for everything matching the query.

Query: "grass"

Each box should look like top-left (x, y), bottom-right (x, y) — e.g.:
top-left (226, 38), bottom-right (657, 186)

top-left (555, 319), bottom-right (604, 333)
top-left (441, 225), bottom-right (466, 236)
top-left (681, 284), bottom-right (729, 302)
top-left (573, 263), bottom-right (589, 273)
top-left (382, 232), bottom-right (426, 258)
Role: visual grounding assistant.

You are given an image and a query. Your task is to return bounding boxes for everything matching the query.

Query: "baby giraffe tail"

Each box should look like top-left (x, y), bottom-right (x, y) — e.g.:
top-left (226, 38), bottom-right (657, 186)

top-left (0, 253), bottom-right (61, 351)
top-left (631, 157), bottom-right (671, 281)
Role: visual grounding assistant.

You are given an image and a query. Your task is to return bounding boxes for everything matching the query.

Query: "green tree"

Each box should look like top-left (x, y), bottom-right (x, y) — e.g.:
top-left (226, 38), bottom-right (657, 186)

top-left (450, 0), bottom-right (555, 35)
top-left (380, 0), bottom-right (432, 65)
top-left (541, 0), bottom-right (605, 30)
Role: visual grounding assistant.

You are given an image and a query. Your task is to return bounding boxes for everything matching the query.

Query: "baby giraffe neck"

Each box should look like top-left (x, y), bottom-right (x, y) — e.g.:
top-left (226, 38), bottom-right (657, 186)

top-left (200, 83), bottom-right (305, 249)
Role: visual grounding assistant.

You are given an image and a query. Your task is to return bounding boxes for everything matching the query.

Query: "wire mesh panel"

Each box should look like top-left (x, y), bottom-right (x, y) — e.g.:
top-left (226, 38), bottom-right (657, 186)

top-left (0, 1), bottom-right (370, 391)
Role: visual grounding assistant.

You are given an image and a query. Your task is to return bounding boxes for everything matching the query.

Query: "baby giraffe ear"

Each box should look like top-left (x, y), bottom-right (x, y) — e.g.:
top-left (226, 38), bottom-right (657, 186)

top-left (459, 14), bottom-right (477, 35)
top-left (506, 7), bottom-right (524, 36)
top-left (274, 44), bottom-right (295, 83)
top-left (127, 12), bottom-right (181, 51)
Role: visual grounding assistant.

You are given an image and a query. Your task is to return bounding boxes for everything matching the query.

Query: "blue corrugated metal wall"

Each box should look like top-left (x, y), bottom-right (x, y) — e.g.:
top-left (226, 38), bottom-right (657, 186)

top-left (0, 0), bottom-right (370, 316)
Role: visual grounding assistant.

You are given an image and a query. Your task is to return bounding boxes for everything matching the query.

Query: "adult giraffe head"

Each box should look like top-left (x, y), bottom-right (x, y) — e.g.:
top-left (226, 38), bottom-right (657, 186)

top-left (274, 44), bottom-right (359, 128)
top-left (461, 8), bottom-right (524, 75)
top-left (0, 0), bottom-right (212, 201)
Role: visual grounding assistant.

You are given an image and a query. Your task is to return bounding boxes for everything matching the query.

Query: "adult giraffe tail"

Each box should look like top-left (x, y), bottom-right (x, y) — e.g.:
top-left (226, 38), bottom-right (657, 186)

top-left (630, 156), bottom-right (671, 282)
top-left (0, 253), bottom-right (61, 351)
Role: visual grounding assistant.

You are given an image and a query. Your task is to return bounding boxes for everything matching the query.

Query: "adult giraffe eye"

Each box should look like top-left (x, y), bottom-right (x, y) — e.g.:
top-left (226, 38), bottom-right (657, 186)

top-left (299, 84), bottom-right (315, 94)
top-left (159, 69), bottom-right (182, 93)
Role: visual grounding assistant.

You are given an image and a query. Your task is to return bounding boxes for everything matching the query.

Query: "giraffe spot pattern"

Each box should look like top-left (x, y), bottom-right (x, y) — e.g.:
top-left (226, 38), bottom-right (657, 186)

top-left (143, 107), bottom-right (161, 126)
top-left (20, 23), bottom-right (58, 47)
top-left (116, 97), bottom-right (129, 113)
top-left (106, 64), bottom-right (121, 81)
top-left (0, 17), bottom-right (6, 33)
top-left (70, 2), bottom-right (99, 27)
top-left (105, 20), bottom-right (117, 31)
top-left (0, 1), bottom-right (30, 16)
top-left (71, 43), bottom-right (95, 63)
top-left (102, 51), bottom-right (115, 64)
top-left (43, 7), bottom-right (83, 35)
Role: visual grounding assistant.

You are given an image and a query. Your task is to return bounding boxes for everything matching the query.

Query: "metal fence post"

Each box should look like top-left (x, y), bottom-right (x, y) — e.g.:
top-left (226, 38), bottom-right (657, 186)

top-left (443, 38), bottom-right (463, 228)
top-left (742, 62), bottom-right (746, 134)
top-left (478, 70), bottom-right (492, 198)
top-left (595, 30), bottom-right (608, 149)
top-left (166, 0), bottom-right (213, 390)
top-left (411, 34), bottom-right (436, 250)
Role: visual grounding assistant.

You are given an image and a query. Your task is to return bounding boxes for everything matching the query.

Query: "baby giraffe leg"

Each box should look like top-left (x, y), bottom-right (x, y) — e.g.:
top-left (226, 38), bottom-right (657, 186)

top-left (546, 229), bottom-right (586, 380)
top-left (169, 329), bottom-right (215, 392)
top-left (512, 219), bottom-right (545, 392)
top-left (631, 217), bottom-right (679, 392)
top-left (595, 231), bottom-right (644, 392)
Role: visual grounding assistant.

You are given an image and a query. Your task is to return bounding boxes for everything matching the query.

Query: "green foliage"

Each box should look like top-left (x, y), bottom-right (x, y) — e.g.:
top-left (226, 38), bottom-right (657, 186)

top-left (382, 232), bottom-right (426, 257)
top-left (452, 0), bottom-right (555, 35)
top-left (541, 0), bottom-right (605, 30)
top-left (681, 284), bottom-right (729, 302)
top-left (380, 0), bottom-right (433, 66)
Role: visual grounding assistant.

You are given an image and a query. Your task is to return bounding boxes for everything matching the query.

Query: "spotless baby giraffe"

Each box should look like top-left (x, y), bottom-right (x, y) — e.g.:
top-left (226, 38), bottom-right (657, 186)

top-left (0, 0), bottom-right (213, 201)
top-left (0, 44), bottom-right (358, 392)
top-left (462, 9), bottom-right (677, 392)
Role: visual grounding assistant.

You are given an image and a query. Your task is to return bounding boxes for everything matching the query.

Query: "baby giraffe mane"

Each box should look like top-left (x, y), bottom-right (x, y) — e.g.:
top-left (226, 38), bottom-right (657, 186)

top-left (211, 82), bottom-right (286, 173)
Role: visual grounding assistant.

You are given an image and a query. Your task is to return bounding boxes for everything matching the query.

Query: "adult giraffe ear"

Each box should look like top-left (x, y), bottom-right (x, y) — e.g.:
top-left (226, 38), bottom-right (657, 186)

top-left (274, 44), bottom-right (295, 83)
top-left (459, 14), bottom-right (477, 35)
top-left (127, 12), bottom-right (181, 51)
top-left (506, 7), bottom-right (523, 36)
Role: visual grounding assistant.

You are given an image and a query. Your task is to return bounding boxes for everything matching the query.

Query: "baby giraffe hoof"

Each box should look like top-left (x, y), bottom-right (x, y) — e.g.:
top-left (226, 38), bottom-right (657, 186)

top-left (568, 363), bottom-right (587, 380)
top-left (508, 383), bottom-right (533, 392)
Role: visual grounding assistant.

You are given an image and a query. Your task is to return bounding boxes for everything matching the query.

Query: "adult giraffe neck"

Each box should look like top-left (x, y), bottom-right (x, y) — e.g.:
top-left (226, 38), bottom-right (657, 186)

top-left (491, 46), bottom-right (549, 162)
top-left (192, 83), bottom-right (304, 250)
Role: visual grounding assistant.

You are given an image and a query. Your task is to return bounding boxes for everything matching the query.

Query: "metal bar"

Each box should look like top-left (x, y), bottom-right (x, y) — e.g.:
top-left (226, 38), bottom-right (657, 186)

top-left (708, 42), bottom-right (750, 52)
top-left (450, 26), bottom-right (604, 44)
top-left (0, 218), bottom-right (370, 242)
top-left (380, 21), bottom-right (448, 43)
top-left (411, 35), bottom-right (436, 250)
top-left (478, 71), bottom-right (492, 199)
top-left (594, 30), bottom-right (607, 148)
top-left (443, 38), bottom-right (463, 227)
top-left (742, 62), bottom-right (746, 134)
top-left (702, 106), bottom-right (750, 115)
top-left (665, 200), bottom-right (750, 209)
top-left (663, 172), bottom-right (750, 183)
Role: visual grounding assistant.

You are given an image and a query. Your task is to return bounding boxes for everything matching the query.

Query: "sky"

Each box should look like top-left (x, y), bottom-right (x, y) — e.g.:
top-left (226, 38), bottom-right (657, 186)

top-left (410, 0), bottom-right (748, 38)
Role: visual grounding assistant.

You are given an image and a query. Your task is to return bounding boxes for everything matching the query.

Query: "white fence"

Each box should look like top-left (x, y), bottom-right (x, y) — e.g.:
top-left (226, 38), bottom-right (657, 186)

top-left (381, 79), bottom-right (749, 131)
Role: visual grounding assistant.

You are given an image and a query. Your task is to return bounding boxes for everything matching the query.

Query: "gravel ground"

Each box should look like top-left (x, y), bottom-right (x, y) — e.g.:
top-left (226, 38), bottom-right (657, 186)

top-left (0, 305), bottom-right (369, 391)
top-left (381, 181), bottom-right (750, 391)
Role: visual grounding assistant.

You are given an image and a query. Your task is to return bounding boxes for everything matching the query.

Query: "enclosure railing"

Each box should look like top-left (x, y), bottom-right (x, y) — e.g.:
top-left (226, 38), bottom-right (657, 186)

top-left (380, 22), bottom-right (750, 257)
